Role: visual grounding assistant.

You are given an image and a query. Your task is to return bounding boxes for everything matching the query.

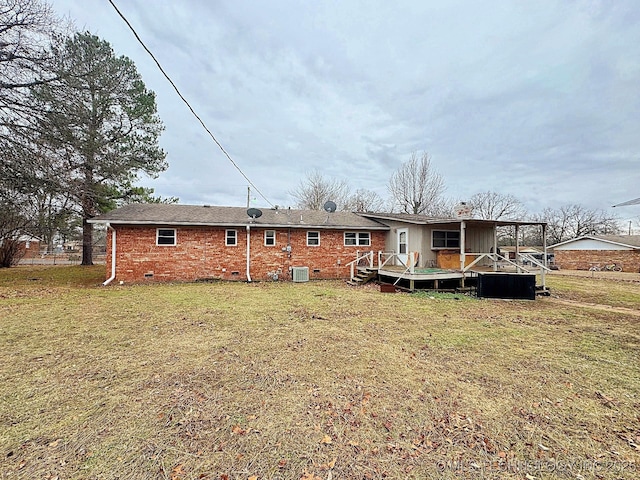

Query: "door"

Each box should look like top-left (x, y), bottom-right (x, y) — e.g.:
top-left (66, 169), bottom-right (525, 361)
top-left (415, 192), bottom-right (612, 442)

top-left (397, 228), bottom-right (408, 266)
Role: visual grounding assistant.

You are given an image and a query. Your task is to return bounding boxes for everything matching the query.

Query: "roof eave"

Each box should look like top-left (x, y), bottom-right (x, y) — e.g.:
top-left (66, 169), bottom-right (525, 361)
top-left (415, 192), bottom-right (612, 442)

top-left (87, 218), bottom-right (389, 230)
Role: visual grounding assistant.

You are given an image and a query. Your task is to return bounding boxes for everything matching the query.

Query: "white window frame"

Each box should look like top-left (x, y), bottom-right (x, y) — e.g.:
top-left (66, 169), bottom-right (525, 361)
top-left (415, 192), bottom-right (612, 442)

top-left (264, 230), bottom-right (276, 246)
top-left (432, 230), bottom-right (460, 249)
top-left (156, 228), bottom-right (176, 246)
top-left (344, 231), bottom-right (371, 246)
top-left (226, 229), bottom-right (238, 246)
top-left (307, 231), bottom-right (320, 246)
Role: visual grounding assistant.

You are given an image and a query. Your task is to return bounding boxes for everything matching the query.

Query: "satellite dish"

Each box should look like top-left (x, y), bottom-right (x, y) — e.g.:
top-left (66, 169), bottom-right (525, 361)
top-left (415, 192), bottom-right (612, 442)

top-left (247, 208), bottom-right (263, 219)
top-left (323, 201), bottom-right (337, 213)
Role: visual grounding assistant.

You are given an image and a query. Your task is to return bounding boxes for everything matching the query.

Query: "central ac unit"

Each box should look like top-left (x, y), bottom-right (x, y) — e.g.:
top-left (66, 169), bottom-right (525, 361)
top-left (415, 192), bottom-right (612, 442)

top-left (292, 266), bottom-right (309, 283)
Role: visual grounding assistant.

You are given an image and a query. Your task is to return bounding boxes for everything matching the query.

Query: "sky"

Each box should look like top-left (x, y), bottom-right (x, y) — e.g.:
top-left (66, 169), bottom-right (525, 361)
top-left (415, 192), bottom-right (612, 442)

top-left (50, 0), bottom-right (640, 221)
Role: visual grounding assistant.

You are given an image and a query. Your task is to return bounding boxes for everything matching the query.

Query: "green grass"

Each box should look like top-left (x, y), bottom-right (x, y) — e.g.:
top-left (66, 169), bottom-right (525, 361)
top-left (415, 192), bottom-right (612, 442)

top-left (1, 266), bottom-right (639, 479)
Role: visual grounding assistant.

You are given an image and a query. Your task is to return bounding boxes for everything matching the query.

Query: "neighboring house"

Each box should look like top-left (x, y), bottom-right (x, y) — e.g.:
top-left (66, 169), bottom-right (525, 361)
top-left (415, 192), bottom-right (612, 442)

top-left (551, 235), bottom-right (640, 272)
top-left (17, 234), bottom-right (42, 259)
top-left (89, 204), bottom-right (549, 288)
top-left (88, 204), bottom-right (388, 284)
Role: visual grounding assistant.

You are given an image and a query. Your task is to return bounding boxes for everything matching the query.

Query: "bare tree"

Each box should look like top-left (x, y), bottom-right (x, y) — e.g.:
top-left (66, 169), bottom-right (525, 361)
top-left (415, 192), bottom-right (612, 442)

top-left (469, 191), bottom-right (526, 220)
top-left (534, 204), bottom-right (620, 244)
top-left (343, 188), bottom-right (387, 212)
top-left (290, 170), bottom-right (351, 210)
top-left (388, 151), bottom-right (446, 215)
top-left (0, 0), bottom-right (62, 126)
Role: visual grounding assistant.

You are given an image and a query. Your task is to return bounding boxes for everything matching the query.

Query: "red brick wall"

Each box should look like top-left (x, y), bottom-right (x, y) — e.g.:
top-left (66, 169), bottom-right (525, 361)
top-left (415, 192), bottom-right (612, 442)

top-left (106, 225), bottom-right (386, 283)
top-left (554, 249), bottom-right (640, 272)
top-left (18, 240), bottom-right (41, 259)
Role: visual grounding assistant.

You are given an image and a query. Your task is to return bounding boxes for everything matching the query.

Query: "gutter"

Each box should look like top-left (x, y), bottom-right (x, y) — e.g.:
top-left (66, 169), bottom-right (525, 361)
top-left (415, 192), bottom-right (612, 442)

top-left (103, 223), bottom-right (117, 286)
top-left (246, 224), bottom-right (252, 282)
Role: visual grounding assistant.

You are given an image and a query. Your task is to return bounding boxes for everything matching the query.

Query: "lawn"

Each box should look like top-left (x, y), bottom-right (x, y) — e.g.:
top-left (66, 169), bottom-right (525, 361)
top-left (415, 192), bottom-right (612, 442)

top-left (1, 266), bottom-right (639, 479)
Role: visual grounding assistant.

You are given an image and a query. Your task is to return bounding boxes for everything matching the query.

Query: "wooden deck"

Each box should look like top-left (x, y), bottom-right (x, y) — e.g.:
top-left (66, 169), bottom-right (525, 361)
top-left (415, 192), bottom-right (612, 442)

top-left (375, 265), bottom-right (546, 291)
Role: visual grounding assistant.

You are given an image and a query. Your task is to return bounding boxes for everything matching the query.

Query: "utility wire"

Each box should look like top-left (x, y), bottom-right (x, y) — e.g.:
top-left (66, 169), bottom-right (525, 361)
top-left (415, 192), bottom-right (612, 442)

top-left (108, 0), bottom-right (274, 208)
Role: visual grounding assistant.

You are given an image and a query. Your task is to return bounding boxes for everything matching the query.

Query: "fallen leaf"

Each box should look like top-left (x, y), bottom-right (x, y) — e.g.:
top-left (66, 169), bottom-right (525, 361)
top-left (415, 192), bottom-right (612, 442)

top-left (320, 434), bottom-right (332, 444)
top-left (327, 458), bottom-right (336, 469)
top-left (171, 463), bottom-right (185, 479)
top-left (248, 476), bottom-right (258, 480)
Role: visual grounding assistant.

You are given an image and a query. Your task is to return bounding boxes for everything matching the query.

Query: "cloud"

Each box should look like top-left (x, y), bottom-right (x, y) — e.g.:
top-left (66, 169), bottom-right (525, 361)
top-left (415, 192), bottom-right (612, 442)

top-left (52, 0), bottom-right (640, 215)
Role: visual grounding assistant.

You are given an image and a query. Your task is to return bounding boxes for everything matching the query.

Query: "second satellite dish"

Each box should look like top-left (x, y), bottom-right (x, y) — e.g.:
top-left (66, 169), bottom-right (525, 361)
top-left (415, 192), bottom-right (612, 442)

top-left (323, 201), bottom-right (337, 213)
top-left (247, 208), bottom-right (263, 218)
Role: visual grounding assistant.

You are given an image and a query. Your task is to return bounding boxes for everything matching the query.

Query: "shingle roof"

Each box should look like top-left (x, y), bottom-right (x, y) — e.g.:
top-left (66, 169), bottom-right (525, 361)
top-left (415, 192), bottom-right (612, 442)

top-left (359, 212), bottom-right (544, 227)
top-left (549, 235), bottom-right (640, 249)
top-left (595, 235), bottom-right (640, 248)
top-left (88, 204), bottom-right (389, 230)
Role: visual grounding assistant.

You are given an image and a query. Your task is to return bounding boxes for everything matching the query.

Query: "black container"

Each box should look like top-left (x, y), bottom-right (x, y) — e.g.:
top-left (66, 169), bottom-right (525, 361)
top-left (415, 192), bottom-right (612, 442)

top-left (476, 273), bottom-right (536, 300)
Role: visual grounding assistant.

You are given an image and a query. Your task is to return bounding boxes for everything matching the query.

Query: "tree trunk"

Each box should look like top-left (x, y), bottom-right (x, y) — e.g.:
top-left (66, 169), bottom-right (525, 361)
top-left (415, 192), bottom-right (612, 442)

top-left (81, 216), bottom-right (93, 265)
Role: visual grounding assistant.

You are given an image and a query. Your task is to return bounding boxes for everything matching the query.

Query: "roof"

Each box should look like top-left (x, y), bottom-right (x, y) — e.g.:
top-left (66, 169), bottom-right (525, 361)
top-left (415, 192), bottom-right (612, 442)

top-left (359, 212), bottom-right (545, 227)
top-left (88, 204), bottom-right (389, 230)
top-left (550, 235), bottom-right (640, 250)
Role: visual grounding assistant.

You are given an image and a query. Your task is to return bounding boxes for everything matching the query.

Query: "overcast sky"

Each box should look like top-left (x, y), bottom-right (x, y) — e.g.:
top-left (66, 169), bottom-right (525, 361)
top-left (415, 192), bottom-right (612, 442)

top-left (50, 0), bottom-right (639, 220)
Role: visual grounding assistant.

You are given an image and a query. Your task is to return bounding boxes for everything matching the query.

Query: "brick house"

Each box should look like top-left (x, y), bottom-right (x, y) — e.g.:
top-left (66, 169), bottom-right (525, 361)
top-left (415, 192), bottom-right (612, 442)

top-left (17, 234), bottom-right (42, 259)
top-left (90, 204), bottom-right (550, 291)
top-left (551, 235), bottom-right (640, 272)
top-left (88, 204), bottom-right (389, 284)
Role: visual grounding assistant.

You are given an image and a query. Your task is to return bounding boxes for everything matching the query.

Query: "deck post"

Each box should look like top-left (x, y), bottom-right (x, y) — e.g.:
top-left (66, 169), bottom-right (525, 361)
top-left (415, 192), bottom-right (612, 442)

top-left (460, 220), bottom-right (466, 288)
top-left (515, 224), bottom-right (521, 273)
top-left (493, 222), bottom-right (498, 272)
top-left (541, 224), bottom-right (547, 289)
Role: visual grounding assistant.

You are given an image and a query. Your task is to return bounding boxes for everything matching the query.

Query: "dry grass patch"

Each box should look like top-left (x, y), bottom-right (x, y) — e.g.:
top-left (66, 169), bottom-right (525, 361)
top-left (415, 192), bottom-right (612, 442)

top-left (1, 266), bottom-right (639, 479)
top-left (546, 273), bottom-right (640, 310)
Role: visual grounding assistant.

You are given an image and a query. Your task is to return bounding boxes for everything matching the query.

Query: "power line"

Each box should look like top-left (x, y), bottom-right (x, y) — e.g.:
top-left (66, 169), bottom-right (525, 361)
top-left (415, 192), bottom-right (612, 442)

top-left (107, 0), bottom-right (274, 208)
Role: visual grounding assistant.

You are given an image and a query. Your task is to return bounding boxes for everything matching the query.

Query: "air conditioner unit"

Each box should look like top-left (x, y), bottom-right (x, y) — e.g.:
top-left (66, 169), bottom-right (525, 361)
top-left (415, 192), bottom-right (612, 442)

top-left (292, 266), bottom-right (309, 283)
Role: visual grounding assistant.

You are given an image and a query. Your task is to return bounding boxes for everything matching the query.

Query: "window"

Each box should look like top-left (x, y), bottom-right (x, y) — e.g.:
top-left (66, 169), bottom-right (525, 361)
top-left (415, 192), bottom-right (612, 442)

top-left (157, 228), bottom-right (176, 246)
top-left (307, 231), bottom-right (320, 246)
top-left (226, 229), bottom-right (237, 246)
top-left (344, 232), bottom-right (371, 246)
top-left (432, 230), bottom-right (460, 249)
top-left (398, 229), bottom-right (407, 254)
top-left (264, 230), bottom-right (276, 246)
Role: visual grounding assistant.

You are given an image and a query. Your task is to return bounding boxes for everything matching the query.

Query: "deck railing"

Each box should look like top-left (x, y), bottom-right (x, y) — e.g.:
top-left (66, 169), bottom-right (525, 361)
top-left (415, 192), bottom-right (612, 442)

top-left (463, 252), bottom-right (551, 273)
top-left (346, 250), bottom-right (376, 281)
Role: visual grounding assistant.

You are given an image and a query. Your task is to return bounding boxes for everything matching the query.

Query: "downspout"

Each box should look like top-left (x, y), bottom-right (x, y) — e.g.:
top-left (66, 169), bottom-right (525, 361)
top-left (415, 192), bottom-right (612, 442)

top-left (246, 224), bottom-right (252, 282)
top-left (103, 223), bottom-right (116, 286)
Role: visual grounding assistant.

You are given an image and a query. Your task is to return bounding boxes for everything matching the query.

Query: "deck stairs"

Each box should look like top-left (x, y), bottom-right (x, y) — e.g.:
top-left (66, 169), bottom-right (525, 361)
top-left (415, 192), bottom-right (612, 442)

top-left (347, 267), bottom-right (379, 286)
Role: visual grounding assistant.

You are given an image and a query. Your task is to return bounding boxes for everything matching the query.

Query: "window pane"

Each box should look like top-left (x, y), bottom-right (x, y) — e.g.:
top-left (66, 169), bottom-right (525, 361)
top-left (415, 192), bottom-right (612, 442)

top-left (358, 232), bottom-right (370, 246)
top-left (307, 231), bottom-right (319, 246)
top-left (226, 230), bottom-right (237, 246)
top-left (265, 230), bottom-right (275, 246)
top-left (432, 230), bottom-right (460, 248)
top-left (344, 232), bottom-right (356, 246)
top-left (157, 229), bottom-right (175, 245)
